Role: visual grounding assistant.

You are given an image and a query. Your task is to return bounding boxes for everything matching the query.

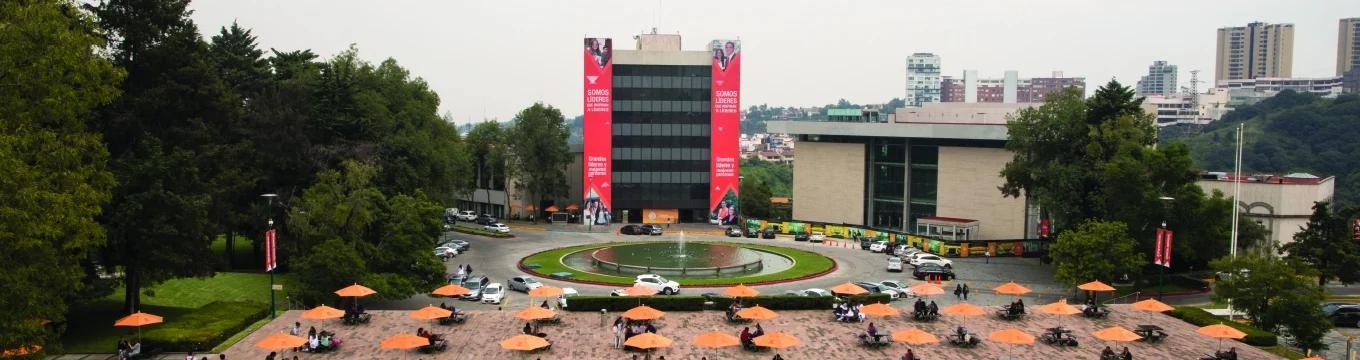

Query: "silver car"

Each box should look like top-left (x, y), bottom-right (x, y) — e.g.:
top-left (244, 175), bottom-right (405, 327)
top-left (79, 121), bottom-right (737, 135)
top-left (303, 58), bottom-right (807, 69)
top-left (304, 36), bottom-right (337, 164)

top-left (508, 276), bottom-right (543, 292)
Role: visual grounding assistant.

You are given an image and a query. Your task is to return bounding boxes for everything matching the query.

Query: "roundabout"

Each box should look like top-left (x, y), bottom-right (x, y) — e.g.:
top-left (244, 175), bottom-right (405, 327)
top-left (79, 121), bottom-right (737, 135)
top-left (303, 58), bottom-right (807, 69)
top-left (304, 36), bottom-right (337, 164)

top-left (519, 240), bottom-right (836, 286)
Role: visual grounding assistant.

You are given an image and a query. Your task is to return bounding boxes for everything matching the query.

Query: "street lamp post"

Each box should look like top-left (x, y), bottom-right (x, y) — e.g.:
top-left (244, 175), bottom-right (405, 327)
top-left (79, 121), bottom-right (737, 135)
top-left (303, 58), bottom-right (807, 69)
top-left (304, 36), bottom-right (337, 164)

top-left (737, 175), bottom-right (744, 229)
top-left (1157, 196), bottom-right (1174, 300)
top-left (587, 175), bottom-right (593, 233)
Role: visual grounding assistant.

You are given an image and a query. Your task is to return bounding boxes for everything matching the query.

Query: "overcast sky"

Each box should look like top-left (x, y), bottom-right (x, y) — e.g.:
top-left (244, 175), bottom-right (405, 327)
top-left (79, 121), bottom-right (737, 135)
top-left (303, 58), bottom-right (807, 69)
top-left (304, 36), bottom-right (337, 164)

top-left (189, 0), bottom-right (1359, 124)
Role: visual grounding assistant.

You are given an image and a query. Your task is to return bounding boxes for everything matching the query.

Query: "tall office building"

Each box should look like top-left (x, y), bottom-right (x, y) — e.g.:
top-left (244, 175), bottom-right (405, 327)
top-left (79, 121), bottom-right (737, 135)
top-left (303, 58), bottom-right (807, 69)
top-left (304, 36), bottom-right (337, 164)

top-left (904, 53), bottom-right (942, 107)
top-left (1215, 22), bottom-right (1294, 83)
top-left (1339, 18), bottom-right (1360, 76)
top-left (941, 71), bottom-right (1084, 103)
top-left (1137, 61), bottom-right (1178, 96)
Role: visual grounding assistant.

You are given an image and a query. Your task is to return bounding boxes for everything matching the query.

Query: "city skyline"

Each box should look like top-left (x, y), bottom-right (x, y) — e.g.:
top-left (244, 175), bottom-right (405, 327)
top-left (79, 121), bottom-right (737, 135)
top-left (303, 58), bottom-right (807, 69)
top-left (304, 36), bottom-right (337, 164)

top-left (188, 0), bottom-right (1360, 123)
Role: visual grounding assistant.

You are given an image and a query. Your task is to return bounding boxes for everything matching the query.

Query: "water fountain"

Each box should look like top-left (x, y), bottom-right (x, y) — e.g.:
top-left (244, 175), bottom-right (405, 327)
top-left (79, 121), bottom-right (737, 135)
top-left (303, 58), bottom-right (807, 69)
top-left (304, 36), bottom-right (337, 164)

top-left (674, 230), bottom-right (686, 260)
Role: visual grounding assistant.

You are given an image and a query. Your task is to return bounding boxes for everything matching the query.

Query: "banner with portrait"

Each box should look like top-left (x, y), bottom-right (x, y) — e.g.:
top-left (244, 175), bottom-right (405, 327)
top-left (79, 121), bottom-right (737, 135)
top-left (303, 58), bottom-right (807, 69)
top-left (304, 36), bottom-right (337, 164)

top-left (709, 39), bottom-right (741, 225)
top-left (583, 38), bottom-right (613, 225)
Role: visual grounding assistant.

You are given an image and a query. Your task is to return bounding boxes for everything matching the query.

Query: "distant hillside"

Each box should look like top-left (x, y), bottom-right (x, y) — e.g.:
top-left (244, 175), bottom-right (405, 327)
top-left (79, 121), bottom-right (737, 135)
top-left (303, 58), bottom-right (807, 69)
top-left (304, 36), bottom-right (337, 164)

top-left (1165, 91), bottom-right (1360, 207)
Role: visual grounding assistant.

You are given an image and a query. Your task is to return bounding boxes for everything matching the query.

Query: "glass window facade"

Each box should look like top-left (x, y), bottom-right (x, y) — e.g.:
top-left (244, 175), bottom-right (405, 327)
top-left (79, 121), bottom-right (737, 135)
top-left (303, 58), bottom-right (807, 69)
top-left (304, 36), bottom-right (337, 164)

top-left (907, 145), bottom-right (939, 229)
top-left (610, 64), bottom-right (712, 220)
top-left (867, 140), bottom-right (940, 230)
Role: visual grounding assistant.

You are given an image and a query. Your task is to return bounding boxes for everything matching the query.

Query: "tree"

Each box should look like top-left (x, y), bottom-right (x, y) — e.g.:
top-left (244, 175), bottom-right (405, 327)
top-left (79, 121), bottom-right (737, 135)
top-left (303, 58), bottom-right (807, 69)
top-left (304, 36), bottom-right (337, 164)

top-left (0, 0), bottom-right (123, 352)
top-left (1236, 218), bottom-right (1271, 255)
top-left (506, 103), bottom-right (570, 221)
top-left (1282, 202), bottom-right (1360, 286)
top-left (740, 178), bottom-right (773, 219)
top-left (466, 121), bottom-right (508, 214)
top-left (1211, 255), bottom-right (1331, 351)
top-left (1047, 220), bottom-right (1144, 287)
top-left (740, 157), bottom-right (793, 196)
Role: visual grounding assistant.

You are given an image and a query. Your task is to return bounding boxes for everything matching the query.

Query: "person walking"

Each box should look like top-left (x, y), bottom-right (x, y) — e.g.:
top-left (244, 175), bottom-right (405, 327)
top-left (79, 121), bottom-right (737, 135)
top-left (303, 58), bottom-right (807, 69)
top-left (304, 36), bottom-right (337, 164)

top-left (984, 250), bottom-right (991, 264)
top-left (953, 284), bottom-right (962, 300)
top-left (962, 283), bottom-right (970, 301)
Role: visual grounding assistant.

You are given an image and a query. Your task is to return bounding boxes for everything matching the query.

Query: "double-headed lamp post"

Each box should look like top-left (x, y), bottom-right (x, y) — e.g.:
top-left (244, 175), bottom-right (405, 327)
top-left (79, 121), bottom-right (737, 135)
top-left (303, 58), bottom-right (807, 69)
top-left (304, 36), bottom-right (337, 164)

top-left (1157, 196), bottom-right (1174, 300)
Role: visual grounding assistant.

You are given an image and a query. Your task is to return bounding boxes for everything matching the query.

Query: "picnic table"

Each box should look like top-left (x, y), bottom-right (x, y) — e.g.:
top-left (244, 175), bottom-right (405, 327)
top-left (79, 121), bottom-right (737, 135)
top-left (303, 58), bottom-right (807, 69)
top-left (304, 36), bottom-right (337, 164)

top-left (911, 310), bottom-right (938, 322)
top-left (858, 331), bottom-right (892, 347)
top-left (948, 332), bottom-right (980, 347)
top-left (1082, 304), bottom-right (1111, 318)
top-left (1135, 324), bottom-right (1167, 343)
top-left (996, 306), bottom-right (1024, 321)
top-left (1040, 327), bottom-right (1078, 347)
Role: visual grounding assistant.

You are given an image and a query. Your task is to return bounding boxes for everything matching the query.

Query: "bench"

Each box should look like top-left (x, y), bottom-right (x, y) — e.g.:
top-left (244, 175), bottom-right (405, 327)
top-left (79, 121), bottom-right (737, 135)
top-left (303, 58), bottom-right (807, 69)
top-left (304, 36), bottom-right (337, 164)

top-left (548, 272), bottom-right (574, 279)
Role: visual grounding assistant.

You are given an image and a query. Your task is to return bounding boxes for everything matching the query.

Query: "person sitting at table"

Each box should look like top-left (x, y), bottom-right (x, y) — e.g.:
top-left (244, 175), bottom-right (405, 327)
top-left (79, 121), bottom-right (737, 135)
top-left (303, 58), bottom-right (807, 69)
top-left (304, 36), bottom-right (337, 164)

top-left (1120, 347), bottom-right (1132, 360)
top-left (522, 322), bottom-right (533, 335)
top-left (739, 327), bottom-right (753, 348)
top-left (1221, 347), bottom-right (1238, 360)
top-left (927, 301), bottom-right (939, 317)
top-left (902, 348), bottom-right (918, 360)
top-left (645, 323), bottom-right (657, 333)
top-left (126, 340), bottom-right (142, 359)
top-left (305, 333), bottom-right (319, 352)
top-left (318, 332), bottom-right (333, 351)
top-left (867, 322), bottom-right (878, 336)
top-left (753, 323), bottom-right (765, 338)
top-left (1015, 299), bottom-right (1025, 314)
top-left (727, 302), bottom-right (740, 321)
top-left (914, 299), bottom-right (926, 315)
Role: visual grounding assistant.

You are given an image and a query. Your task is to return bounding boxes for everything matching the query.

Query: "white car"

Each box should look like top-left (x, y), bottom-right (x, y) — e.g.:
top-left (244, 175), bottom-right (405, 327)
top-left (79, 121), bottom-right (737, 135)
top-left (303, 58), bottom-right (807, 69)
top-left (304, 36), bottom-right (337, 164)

top-left (508, 276), bottom-right (543, 292)
top-left (909, 254), bottom-right (953, 268)
top-left (480, 283), bottom-right (505, 304)
top-left (435, 246), bottom-right (458, 258)
top-left (457, 210), bottom-right (477, 221)
top-left (895, 246), bottom-right (921, 257)
top-left (868, 241), bottom-right (889, 253)
top-left (484, 223), bottom-right (511, 233)
top-left (886, 257), bottom-right (904, 272)
top-left (877, 280), bottom-right (915, 298)
top-left (558, 287), bottom-right (579, 308)
top-left (633, 274), bottom-right (681, 295)
top-left (809, 232), bottom-right (826, 242)
top-left (782, 288), bottom-right (832, 297)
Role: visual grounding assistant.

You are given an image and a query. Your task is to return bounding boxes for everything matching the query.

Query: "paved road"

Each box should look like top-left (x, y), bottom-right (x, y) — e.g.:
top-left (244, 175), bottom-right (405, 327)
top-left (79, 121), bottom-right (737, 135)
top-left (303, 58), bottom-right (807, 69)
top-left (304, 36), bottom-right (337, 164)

top-left (369, 223), bottom-right (1066, 311)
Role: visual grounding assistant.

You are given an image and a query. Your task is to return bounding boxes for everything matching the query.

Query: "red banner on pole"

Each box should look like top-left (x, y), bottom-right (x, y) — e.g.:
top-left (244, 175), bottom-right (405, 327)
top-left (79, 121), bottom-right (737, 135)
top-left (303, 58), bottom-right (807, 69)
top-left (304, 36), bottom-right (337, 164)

top-left (264, 229), bottom-right (277, 272)
top-left (709, 40), bottom-right (741, 225)
top-left (1162, 229), bottom-right (1173, 268)
top-left (1153, 228), bottom-right (1165, 267)
top-left (1039, 218), bottom-right (1050, 238)
top-left (583, 38), bottom-right (613, 225)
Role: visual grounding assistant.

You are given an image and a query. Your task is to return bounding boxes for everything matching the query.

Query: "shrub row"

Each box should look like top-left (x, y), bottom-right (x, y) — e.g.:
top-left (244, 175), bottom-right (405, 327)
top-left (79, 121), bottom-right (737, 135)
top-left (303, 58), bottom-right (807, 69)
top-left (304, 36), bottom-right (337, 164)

top-left (140, 301), bottom-right (271, 352)
top-left (563, 294), bottom-right (893, 312)
top-left (449, 224), bottom-right (512, 238)
top-left (1167, 306), bottom-right (1277, 346)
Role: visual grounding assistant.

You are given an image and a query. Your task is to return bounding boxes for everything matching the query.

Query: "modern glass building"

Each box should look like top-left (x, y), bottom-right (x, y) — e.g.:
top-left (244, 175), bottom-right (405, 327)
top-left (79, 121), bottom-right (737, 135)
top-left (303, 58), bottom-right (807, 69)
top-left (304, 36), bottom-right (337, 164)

top-left (611, 63), bottom-right (713, 221)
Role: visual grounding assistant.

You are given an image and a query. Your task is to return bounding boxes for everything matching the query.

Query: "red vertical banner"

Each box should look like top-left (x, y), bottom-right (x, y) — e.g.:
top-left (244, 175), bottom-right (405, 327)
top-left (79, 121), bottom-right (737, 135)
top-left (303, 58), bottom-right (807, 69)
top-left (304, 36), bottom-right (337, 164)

top-left (1162, 229), bottom-right (1174, 268)
top-left (1153, 228), bottom-right (1165, 267)
top-left (583, 38), bottom-right (614, 225)
top-left (264, 229), bottom-right (277, 272)
top-left (710, 40), bottom-right (741, 225)
top-left (1039, 217), bottom-right (1050, 238)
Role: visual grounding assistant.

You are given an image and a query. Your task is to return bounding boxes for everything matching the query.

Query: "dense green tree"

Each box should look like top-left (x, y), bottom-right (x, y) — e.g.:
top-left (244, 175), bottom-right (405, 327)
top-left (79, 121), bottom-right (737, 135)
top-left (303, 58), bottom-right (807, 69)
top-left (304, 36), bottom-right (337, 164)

top-left (1211, 255), bottom-right (1331, 350)
top-left (506, 103), bottom-right (571, 220)
top-left (1236, 217), bottom-right (1271, 255)
top-left (739, 178), bottom-right (774, 219)
top-left (0, 0), bottom-right (123, 352)
top-left (466, 121), bottom-right (508, 212)
top-left (89, 0), bottom-right (240, 313)
top-left (739, 158), bottom-right (793, 196)
top-left (1282, 202), bottom-right (1360, 286)
top-left (1000, 81), bottom-right (1230, 270)
top-left (1047, 220), bottom-right (1144, 287)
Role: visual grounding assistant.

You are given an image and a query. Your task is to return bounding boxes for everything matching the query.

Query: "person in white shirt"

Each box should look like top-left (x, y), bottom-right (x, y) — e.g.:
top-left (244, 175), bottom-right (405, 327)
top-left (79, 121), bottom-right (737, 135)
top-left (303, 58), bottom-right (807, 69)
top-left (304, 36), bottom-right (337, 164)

top-left (307, 335), bottom-right (319, 351)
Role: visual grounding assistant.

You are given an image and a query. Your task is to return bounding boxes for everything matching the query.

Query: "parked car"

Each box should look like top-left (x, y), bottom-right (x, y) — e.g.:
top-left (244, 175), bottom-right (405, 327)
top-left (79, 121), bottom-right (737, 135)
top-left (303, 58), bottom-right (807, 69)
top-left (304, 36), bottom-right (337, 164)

top-left (1326, 304), bottom-right (1360, 327)
top-left (435, 246), bottom-right (458, 258)
top-left (508, 276), bottom-right (543, 292)
top-left (457, 210), bottom-right (477, 221)
top-left (860, 238), bottom-right (875, 250)
top-left (475, 215), bottom-right (497, 225)
top-left (877, 280), bottom-right (915, 298)
top-left (725, 227), bottom-right (743, 237)
top-left (868, 241), bottom-right (889, 253)
top-left (620, 224), bottom-right (649, 235)
top-left (794, 232), bottom-right (810, 241)
top-left (440, 239), bottom-right (469, 252)
top-left (645, 224), bottom-right (663, 235)
top-left (894, 245), bottom-right (921, 257)
top-left (886, 257), bottom-right (904, 272)
top-left (484, 223), bottom-right (511, 233)
top-left (761, 228), bottom-right (776, 239)
top-left (633, 274), bottom-right (681, 295)
top-left (912, 263), bottom-right (955, 280)
top-left (809, 232), bottom-right (826, 243)
top-left (480, 283), bottom-right (505, 304)
top-left (461, 276), bottom-right (490, 301)
top-left (852, 281), bottom-right (903, 300)
top-left (782, 288), bottom-right (832, 297)
top-left (909, 254), bottom-right (953, 268)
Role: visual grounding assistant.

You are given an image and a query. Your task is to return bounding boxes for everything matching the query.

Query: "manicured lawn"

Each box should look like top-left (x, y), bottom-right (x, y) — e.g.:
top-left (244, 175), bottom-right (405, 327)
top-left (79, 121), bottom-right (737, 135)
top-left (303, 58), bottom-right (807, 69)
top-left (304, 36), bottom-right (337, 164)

top-left (519, 241), bottom-right (835, 286)
top-left (210, 234), bottom-right (258, 269)
top-left (60, 273), bottom-right (275, 353)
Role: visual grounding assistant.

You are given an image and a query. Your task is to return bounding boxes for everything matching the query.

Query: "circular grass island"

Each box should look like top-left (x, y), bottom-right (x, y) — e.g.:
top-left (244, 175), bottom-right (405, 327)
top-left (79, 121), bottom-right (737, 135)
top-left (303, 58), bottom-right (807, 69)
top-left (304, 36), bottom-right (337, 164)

top-left (518, 241), bottom-right (836, 287)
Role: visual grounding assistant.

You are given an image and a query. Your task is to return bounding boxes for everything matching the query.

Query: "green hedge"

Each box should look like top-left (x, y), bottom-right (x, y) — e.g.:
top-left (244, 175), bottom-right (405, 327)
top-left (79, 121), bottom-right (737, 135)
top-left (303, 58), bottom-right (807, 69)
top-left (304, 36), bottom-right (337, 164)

top-left (1167, 306), bottom-right (1277, 346)
top-left (449, 224), bottom-right (512, 238)
top-left (140, 301), bottom-right (271, 352)
top-left (564, 294), bottom-right (892, 312)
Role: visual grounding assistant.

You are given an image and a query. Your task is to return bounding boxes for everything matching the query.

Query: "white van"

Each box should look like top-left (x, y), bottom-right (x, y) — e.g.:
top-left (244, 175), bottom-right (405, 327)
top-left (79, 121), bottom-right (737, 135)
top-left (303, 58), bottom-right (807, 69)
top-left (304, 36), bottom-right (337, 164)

top-left (457, 210), bottom-right (477, 221)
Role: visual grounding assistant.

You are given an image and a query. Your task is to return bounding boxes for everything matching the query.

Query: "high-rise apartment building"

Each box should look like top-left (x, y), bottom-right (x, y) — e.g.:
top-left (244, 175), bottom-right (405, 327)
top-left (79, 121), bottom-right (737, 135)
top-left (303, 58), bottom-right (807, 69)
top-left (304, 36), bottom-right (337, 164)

top-left (940, 71), bottom-right (1084, 103)
top-left (1137, 61), bottom-right (1178, 96)
top-left (905, 53), bottom-right (942, 107)
top-left (1339, 18), bottom-right (1360, 76)
top-left (1215, 22), bottom-right (1294, 84)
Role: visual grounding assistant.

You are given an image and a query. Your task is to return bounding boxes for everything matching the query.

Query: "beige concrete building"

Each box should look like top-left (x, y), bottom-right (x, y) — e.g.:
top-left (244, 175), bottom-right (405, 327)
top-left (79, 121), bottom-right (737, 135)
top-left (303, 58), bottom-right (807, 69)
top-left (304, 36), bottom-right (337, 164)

top-left (1216, 22), bottom-right (1294, 83)
top-left (769, 103), bottom-right (1039, 240)
top-left (1196, 172), bottom-right (1335, 247)
top-left (1340, 18), bottom-right (1360, 76)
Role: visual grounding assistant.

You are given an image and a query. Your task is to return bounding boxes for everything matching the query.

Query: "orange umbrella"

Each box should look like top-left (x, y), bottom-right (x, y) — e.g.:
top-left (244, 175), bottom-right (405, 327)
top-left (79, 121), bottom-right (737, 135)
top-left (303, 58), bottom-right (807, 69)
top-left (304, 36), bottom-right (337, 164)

top-left (1078, 281), bottom-right (1116, 292)
top-left (566, 204), bottom-right (580, 211)
top-left (301, 305), bottom-right (345, 320)
top-left (545, 205), bottom-right (560, 212)
top-left (1130, 299), bottom-right (1175, 313)
top-left (891, 328), bottom-right (939, 345)
top-left (528, 285), bottom-right (565, 298)
top-left (500, 334), bottom-right (551, 351)
top-left (1038, 298), bottom-right (1081, 316)
top-left (692, 332), bottom-right (741, 348)
top-left (623, 305), bottom-right (666, 320)
top-left (1092, 327), bottom-right (1143, 342)
top-left (1, 345), bottom-right (40, 357)
top-left (1198, 323), bottom-right (1247, 351)
top-left (516, 306), bottom-right (557, 321)
top-left (908, 283), bottom-right (945, 297)
top-left (735, 305), bottom-right (778, 321)
top-left (410, 305), bottom-right (453, 320)
top-left (722, 284), bottom-right (760, 298)
top-left (381, 333), bottom-right (430, 349)
top-left (941, 302), bottom-right (986, 317)
top-left (335, 283), bottom-right (377, 297)
top-left (624, 332), bottom-right (673, 350)
top-left (989, 328), bottom-right (1035, 345)
top-left (432, 284), bottom-right (470, 297)
top-left (753, 332), bottom-right (800, 349)
top-left (1301, 357), bottom-right (1324, 360)
top-left (829, 282), bottom-right (868, 296)
top-left (525, 205), bottom-right (536, 211)
top-left (255, 332), bottom-right (307, 350)
top-left (993, 282), bottom-right (1031, 296)
top-left (859, 303), bottom-right (900, 317)
top-left (618, 285), bottom-right (659, 297)
top-left (114, 311), bottom-right (162, 340)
